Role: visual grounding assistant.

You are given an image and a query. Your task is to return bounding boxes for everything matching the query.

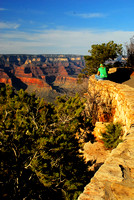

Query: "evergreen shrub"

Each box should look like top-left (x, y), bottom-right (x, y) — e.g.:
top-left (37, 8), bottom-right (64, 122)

top-left (101, 122), bottom-right (123, 149)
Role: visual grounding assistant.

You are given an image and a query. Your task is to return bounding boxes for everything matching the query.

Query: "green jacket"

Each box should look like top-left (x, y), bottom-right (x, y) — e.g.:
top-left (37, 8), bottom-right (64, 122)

top-left (98, 67), bottom-right (107, 78)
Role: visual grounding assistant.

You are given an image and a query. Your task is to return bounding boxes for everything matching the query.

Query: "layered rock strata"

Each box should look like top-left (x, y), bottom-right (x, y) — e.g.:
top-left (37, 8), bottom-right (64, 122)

top-left (0, 68), bottom-right (12, 85)
top-left (14, 65), bottom-right (51, 88)
top-left (78, 75), bottom-right (134, 200)
top-left (0, 54), bottom-right (84, 90)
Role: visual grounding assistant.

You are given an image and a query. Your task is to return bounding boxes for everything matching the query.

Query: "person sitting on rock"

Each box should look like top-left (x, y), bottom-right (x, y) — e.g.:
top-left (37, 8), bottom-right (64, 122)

top-left (95, 64), bottom-right (108, 80)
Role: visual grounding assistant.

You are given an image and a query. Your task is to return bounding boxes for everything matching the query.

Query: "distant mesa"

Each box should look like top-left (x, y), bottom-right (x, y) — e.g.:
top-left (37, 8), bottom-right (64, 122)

top-left (0, 54), bottom-right (86, 100)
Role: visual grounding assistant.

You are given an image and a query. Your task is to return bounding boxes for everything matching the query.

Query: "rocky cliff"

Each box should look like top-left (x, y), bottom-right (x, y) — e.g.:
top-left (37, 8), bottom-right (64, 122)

top-left (0, 68), bottom-right (12, 84)
top-left (78, 75), bottom-right (134, 200)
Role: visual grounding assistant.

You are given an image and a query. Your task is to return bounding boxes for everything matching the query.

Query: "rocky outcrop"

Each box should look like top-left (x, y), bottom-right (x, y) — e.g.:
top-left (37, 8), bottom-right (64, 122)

top-left (78, 76), bottom-right (134, 200)
top-left (57, 64), bottom-right (68, 76)
top-left (0, 54), bottom-right (85, 92)
top-left (79, 129), bottom-right (134, 200)
top-left (14, 65), bottom-right (51, 88)
top-left (85, 75), bottom-right (134, 138)
top-left (0, 68), bottom-right (12, 85)
top-left (83, 141), bottom-right (111, 171)
top-left (18, 77), bottom-right (51, 88)
top-left (54, 76), bottom-right (78, 86)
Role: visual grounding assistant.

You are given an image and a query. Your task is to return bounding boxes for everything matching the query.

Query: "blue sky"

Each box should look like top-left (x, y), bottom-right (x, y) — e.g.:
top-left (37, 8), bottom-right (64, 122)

top-left (1, 0), bottom-right (134, 55)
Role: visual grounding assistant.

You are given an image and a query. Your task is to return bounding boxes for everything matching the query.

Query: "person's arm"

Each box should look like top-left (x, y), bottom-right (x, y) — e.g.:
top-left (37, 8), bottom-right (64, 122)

top-left (97, 70), bottom-right (100, 75)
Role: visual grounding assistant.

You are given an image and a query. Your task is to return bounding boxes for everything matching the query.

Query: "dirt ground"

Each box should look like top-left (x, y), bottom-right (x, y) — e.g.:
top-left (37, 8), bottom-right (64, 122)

top-left (122, 75), bottom-right (134, 88)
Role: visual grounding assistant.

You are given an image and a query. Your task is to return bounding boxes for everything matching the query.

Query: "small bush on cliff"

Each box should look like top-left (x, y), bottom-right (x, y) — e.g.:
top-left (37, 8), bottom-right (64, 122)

top-left (101, 122), bottom-right (123, 149)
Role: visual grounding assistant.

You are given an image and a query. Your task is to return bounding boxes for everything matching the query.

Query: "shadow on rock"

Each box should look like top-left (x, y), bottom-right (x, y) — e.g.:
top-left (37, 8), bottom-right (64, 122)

top-left (108, 68), bottom-right (133, 83)
top-left (4, 69), bottom-right (27, 91)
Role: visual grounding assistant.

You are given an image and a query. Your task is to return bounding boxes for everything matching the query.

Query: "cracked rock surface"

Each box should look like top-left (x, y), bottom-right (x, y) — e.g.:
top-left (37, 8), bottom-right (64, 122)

top-left (78, 130), bottom-right (134, 200)
top-left (78, 75), bottom-right (134, 200)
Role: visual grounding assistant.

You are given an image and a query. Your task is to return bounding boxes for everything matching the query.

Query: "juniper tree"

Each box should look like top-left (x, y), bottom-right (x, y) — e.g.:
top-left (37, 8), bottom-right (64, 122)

top-left (101, 122), bottom-right (123, 149)
top-left (79, 41), bottom-right (122, 77)
top-left (0, 85), bottom-right (93, 200)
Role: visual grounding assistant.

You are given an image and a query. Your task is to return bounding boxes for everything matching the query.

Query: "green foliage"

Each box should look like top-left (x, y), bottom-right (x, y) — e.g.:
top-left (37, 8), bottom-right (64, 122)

top-left (101, 123), bottom-right (123, 149)
top-left (77, 73), bottom-right (87, 83)
top-left (0, 85), bottom-right (50, 199)
top-left (55, 94), bottom-right (85, 132)
top-left (0, 84), bottom-right (93, 200)
top-left (83, 41), bottom-right (123, 75)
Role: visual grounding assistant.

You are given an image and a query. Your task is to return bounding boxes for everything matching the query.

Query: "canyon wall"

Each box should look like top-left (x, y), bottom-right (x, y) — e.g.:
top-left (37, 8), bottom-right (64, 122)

top-left (0, 54), bottom-right (86, 102)
top-left (78, 75), bottom-right (134, 200)
top-left (0, 55), bottom-right (85, 88)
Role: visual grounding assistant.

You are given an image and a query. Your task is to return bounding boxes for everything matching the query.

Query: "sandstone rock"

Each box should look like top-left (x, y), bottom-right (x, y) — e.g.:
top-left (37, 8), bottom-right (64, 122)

top-left (0, 78), bottom-right (12, 85)
top-left (18, 77), bottom-right (51, 88)
top-left (79, 130), bottom-right (134, 199)
top-left (92, 122), bottom-right (108, 140)
top-left (57, 65), bottom-right (68, 76)
top-left (0, 69), bottom-right (12, 85)
top-left (108, 67), bottom-right (117, 74)
top-left (83, 141), bottom-right (110, 171)
top-left (87, 75), bottom-right (134, 137)
top-left (78, 76), bottom-right (134, 200)
top-left (54, 76), bottom-right (77, 87)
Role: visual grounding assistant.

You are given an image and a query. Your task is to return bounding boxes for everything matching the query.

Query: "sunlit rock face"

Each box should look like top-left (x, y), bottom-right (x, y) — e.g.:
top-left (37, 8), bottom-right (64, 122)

top-left (79, 75), bottom-right (134, 200)
top-left (0, 68), bottom-right (12, 85)
top-left (0, 54), bottom-right (85, 96)
top-left (85, 75), bottom-right (134, 138)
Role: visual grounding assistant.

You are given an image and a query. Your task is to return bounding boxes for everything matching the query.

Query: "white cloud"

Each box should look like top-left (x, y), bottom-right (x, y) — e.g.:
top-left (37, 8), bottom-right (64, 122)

top-left (74, 13), bottom-right (105, 18)
top-left (0, 28), bottom-right (133, 54)
top-left (0, 8), bottom-right (8, 11)
top-left (0, 22), bottom-right (20, 29)
top-left (66, 11), bottom-right (106, 18)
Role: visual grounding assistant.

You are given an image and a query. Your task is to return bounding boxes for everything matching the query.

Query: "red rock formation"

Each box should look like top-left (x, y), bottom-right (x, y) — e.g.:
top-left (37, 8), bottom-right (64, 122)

top-left (0, 69), bottom-right (12, 85)
top-left (0, 78), bottom-right (12, 85)
top-left (0, 54), bottom-right (85, 92)
top-left (18, 77), bottom-right (51, 88)
top-left (15, 66), bottom-right (32, 77)
top-left (14, 65), bottom-right (51, 88)
top-left (55, 76), bottom-right (77, 86)
top-left (29, 65), bottom-right (45, 77)
top-left (41, 75), bottom-right (46, 80)
top-left (57, 64), bottom-right (68, 76)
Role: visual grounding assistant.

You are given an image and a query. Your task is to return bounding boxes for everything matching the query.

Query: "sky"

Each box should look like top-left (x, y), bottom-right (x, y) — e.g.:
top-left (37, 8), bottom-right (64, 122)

top-left (1, 0), bottom-right (134, 55)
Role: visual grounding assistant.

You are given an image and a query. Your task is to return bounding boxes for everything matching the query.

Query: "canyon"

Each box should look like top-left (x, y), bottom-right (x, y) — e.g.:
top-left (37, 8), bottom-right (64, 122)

top-left (79, 74), bottom-right (134, 200)
top-left (0, 54), bottom-right (87, 102)
top-left (1, 54), bottom-right (134, 199)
